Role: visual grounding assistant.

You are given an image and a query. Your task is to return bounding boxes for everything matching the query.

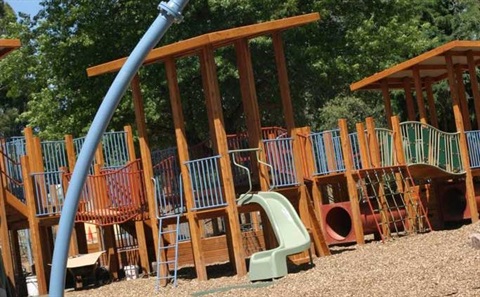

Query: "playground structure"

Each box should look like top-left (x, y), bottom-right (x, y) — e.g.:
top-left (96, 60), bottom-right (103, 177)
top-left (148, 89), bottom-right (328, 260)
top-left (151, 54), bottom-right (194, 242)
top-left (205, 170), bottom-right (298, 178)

top-left (2, 14), bottom-right (480, 297)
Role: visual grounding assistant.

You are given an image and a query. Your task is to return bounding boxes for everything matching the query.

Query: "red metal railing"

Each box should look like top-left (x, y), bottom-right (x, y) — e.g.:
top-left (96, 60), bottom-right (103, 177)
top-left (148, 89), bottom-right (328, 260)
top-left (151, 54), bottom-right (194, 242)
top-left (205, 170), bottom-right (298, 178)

top-left (68, 159), bottom-right (148, 226)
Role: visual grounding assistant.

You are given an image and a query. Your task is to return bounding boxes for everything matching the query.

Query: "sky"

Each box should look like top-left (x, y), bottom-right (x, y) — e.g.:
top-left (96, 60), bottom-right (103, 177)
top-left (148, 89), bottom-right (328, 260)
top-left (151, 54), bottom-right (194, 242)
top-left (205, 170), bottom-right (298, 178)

top-left (5, 0), bottom-right (42, 18)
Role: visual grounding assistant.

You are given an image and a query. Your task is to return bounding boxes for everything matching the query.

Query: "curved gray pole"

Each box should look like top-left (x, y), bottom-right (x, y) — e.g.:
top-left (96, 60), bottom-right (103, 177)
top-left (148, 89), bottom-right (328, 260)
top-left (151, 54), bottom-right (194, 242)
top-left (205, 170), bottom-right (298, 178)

top-left (49, 1), bottom-right (189, 295)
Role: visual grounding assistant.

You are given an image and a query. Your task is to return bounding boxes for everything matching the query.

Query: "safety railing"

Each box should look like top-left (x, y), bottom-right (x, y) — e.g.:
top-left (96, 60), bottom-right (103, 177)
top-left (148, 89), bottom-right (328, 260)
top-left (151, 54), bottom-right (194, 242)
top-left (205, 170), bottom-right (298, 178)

top-left (374, 128), bottom-right (396, 167)
top-left (71, 159), bottom-right (148, 225)
top-left (41, 140), bottom-right (68, 172)
top-left (262, 136), bottom-right (298, 188)
top-left (153, 156), bottom-right (184, 216)
top-left (32, 170), bottom-right (67, 216)
top-left (466, 130), bottom-right (480, 169)
top-left (400, 122), bottom-right (463, 173)
top-left (185, 155), bottom-right (226, 210)
top-left (0, 149), bottom-right (25, 202)
top-left (348, 132), bottom-right (363, 170)
top-left (309, 129), bottom-right (345, 175)
top-left (295, 132), bottom-right (313, 179)
top-left (102, 131), bottom-right (130, 169)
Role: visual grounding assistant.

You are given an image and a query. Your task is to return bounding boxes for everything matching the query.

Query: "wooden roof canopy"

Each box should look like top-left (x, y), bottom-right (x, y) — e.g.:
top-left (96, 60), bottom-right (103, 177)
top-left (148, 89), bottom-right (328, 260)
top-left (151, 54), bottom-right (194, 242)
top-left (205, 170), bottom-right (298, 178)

top-left (0, 39), bottom-right (21, 59)
top-left (350, 40), bottom-right (480, 91)
top-left (87, 13), bottom-right (320, 77)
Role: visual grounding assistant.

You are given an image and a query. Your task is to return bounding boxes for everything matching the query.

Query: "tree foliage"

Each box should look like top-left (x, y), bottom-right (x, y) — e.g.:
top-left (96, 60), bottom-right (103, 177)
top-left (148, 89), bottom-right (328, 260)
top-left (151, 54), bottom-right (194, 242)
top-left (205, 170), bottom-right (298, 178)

top-left (1, 0), bottom-right (480, 142)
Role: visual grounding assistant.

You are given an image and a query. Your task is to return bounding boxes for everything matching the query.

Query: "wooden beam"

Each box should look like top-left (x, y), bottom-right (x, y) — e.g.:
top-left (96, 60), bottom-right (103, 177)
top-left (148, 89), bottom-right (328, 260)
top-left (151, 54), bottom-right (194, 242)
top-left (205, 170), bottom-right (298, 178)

top-left (5, 190), bottom-right (28, 216)
top-left (130, 74), bottom-right (161, 277)
top-left (424, 78), bottom-right (439, 128)
top-left (64, 134), bottom-right (76, 172)
top-left (165, 57), bottom-right (208, 281)
top-left (455, 65), bottom-right (472, 131)
top-left (234, 39), bottom-right (269, 189)
top-left (339, 119), bottom-right (365, 244)
top-left (0, 177), bottom-right (16, 293)
top-left (355, 122), bottom-right (370, 169)
top-left (199, 46), bottom-right (247, 276)
top-left (466, 51), bottom-right (480, 129)
top-left (381, 80), bottom-right (393, 129)
top-left (403, 78), bottom-right (416, 121)
top-left (412, 67), bottom-right (428, 124)
top-left (445, 53), bottom-right (478, 222)
top-left (272, 32), bottom-right (295, 132)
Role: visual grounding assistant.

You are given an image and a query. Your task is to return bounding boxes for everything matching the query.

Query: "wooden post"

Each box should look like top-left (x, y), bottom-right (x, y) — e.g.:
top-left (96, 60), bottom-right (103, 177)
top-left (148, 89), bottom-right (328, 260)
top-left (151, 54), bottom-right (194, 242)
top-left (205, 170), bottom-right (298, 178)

top-left (130, 74), bottom-right (161, 276)
top-left (0, 172), bottom-right (15, 293)
top-left (124, 125), bottom-right (150, 274)
top-left (65, 134), bottom-right (76, 172)
top-left (455, 65), bottom-right (472, 131)
top-left (234, 39), bottom-right (269, 190)
top-left (272, 32), bottom-right (295, 133)
top-left (445, 53), bottom-right (478, 222)
top-left (199, 46), bottom-right (246, 276)
top-left (381, 80), bottom-right (393, 129)
top-left (412, 67), bottom-right (428, 124)
top-left (21, 156), bottom-right (48, 295)
top-left (403, 78), bottom-right (416, 121)
top-left (102, 226), bottom-right (119, 279)
top-left (338, 119), bottom-right (365, 244)
top-left (356, 122), bottom-right (370, 169)
top-left (466, 51), bottom-right (480, 129)
top-left (424, 78), bottom-right (439, 128)
top-left (165, 57), bottom-right (208, 280)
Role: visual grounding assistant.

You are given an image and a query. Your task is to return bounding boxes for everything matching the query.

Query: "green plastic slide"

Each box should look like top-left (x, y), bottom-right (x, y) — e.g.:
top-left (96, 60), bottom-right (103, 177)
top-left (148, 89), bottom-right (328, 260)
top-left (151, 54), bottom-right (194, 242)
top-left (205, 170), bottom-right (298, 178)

top-left (237, 191), bottom-right (311, 281)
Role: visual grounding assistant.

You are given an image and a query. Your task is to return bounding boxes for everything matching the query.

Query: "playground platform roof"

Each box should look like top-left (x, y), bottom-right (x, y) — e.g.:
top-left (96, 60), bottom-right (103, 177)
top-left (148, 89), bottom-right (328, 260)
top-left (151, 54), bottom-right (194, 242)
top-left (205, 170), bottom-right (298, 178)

top-left (0, 39), bottom-right (21, 59)
top-left (350, 40), bottom-right (480, 91)
top-left (87, 13), bottom-right (320, 77)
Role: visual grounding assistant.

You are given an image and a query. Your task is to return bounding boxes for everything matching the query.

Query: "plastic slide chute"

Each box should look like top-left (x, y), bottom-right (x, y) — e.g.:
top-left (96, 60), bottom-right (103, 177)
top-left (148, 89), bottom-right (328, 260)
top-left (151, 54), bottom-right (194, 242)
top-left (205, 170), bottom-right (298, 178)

top-left (237, 191), bottom-right (311, 281)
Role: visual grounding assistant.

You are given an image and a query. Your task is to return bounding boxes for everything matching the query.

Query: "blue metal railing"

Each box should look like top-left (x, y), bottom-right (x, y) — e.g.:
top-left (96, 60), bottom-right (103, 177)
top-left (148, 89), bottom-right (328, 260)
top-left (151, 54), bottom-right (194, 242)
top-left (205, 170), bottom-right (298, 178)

top-left (262, 137), bottom-right (298, 188)
top-left (41, 140), bottom-right (68, 172)
top-left (102, 131), bottom-right (130, 169)
top-left (466, 130), bottom-right (480, 169)
top-left (310, 129), bottom-right (345, 175)
top-left (32, 170), bottom-right (66, 216)
top-left (185, 155), bottom-right (226, 210)
top-left (349, 132), bottom-right (362, 170)
top-left (2, 137), bottom-right (26, 201)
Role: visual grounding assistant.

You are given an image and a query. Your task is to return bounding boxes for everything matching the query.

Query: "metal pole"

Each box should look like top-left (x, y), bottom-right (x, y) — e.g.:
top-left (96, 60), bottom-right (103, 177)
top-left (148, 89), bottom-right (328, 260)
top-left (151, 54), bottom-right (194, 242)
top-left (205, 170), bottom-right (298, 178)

top-left (49, 1), bottom-right (189, 295)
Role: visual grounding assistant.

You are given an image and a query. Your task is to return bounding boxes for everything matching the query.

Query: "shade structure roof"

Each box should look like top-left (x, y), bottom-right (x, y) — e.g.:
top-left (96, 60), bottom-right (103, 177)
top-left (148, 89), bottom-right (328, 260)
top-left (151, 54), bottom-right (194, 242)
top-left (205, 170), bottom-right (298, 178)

top-left (0, 39), bottom-right (21, 59)
top-left (87, 13), bottom-right (320, 77)
top-left (350, 40), bottom-right (480, 91)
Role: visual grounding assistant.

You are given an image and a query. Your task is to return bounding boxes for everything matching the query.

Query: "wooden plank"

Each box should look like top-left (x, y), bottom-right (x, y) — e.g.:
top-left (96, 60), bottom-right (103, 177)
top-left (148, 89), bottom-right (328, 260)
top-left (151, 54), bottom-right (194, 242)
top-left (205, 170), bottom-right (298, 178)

top-left (165, 57), bottom-right (208, 281)
top-left (87, 13), bottom-right (320, 77)
top-left (445, 53), bottom-right (478, 222)
top-left (5, 190), bottom-right (28, 217)
top-left (0, 174), bottom-right (16, 293)
top-left (0, 38), bottom-right (21, 59)
top-left (339, 119), bottom-right (365, 244)
top-left (64, 134), bottom-right (76, 172)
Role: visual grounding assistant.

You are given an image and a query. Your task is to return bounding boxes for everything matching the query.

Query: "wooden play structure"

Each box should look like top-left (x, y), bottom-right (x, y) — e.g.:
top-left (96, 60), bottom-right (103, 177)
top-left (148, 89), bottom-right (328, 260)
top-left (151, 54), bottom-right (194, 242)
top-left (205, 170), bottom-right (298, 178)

top-left (3, 14), bottom-right (480, 296)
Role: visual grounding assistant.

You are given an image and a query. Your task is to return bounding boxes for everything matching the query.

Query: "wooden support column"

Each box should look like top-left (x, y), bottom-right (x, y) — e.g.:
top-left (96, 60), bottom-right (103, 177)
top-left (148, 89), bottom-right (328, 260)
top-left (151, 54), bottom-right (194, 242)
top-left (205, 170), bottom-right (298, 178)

top-left (466, 51), bottom-right (480, 129)
top-left (445, 53), bottom-right (478, 222)
top-left (199, 46), bottom-right (247, 276)
top-left (234, 39), bottom-right (269, 190)
top-left (412, 67), bottom-right (428, 124)
top-left (272, 32), bottom-right (295, 133)
top-left (130, 74), bottom-right (160, 274)
top-left (0, 176), bottom-right (15, 293)
top-left (425, 78), bottom-right (439, 128)
top-left (356, 122), bottom-right (370, 169)
top-left (124, 125), bottom-right (150, 274)
top-left (403, 78), bottom-right (416, 121)
top-left (455, 65), bottom-right (472, 131)
top-left (339, 119), bottom-right (365, 244)
top-left (102, 226), bottom-right (119, 279)
top-left (21, 156), bottom-right (48, 295)
top-left (381, 80), bottom-right (393, 129)
top-left (366, 118), bottom-right (390, 237)
top-left (165, 57), bottom-right (207, 281)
